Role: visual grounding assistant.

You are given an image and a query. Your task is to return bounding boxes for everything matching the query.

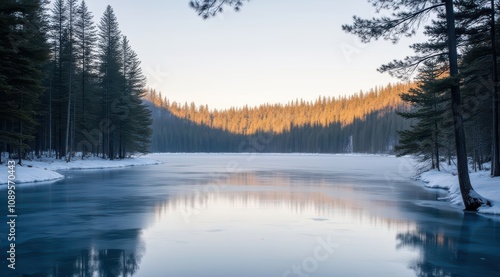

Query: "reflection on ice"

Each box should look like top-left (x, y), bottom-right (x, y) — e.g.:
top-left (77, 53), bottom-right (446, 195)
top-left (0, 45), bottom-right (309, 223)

top-left (2, 154), bottom-right (498, 277)
top-left (4, 228), bottom-right (145, 277)
top-left (70, 246), bottom-right (143, 277)
top-left (152, 170), bottom-right (419, 227)
top-left (137, 171), bottom-right (420, 277)
top-left (397, 213), bottom-right (500, 277)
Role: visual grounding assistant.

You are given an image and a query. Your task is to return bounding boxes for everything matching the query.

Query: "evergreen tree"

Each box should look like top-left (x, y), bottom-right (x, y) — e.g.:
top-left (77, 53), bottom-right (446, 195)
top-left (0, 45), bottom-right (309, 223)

top-left (97, 5), bottom-right (122, 159)
top-left (74, 0), bottom-right (97, 157)
top-left (0, 0), bottom-right (50, 164)
top-left (49, 0), bottom-right (67, 159)
top-left (396, 63), bottom-right (450, 170)
top-left (460, 37), bottom-right (496, 172)
top-left (65, 0), bottom-right (78, 161)
top-left (190, 0), bottom-right (494, 210)
top-left (120, 36), bottom-right (152, 157)
top-left (1, 1), bottom-right (151, 163)
top-left (491, 0), bottom-right (500, 177)
top-left (342, 0), bottom-right (490, 211)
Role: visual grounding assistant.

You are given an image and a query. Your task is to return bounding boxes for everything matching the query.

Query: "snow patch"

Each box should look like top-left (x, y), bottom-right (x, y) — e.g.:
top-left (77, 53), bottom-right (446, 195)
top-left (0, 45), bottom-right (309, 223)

top-left (418, 166), bottom-right (500, 215)
top-left (0, 155), bottom-right (162, 185)
top-left (1, 165), bottom-right (64, 185)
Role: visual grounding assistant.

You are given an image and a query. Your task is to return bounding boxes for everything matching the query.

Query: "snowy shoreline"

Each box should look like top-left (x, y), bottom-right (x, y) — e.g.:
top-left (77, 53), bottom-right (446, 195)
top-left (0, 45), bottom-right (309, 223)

top-left (0, 155), bottom-right (162, 185)
top-left (417, 166), bottom-right (500, 215)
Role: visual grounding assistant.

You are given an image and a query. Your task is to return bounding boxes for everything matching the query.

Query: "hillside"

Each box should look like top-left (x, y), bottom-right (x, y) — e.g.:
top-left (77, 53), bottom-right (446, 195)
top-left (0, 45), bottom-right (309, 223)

top-left (145, 83), bottom-right (414, 153)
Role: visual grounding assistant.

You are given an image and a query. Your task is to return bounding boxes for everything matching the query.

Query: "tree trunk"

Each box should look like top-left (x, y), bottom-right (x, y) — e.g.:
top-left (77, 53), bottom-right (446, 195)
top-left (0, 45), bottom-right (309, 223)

top-left (491, 0), bottom-right (500, 177)
top-left (18, 120), bottom-right (22, 166)
top-left (434, 117), bottom-right (440, 171)
top-left (65, 69), bottom-right (72, 162)
top-left (49, 77), bottom-right (53, 157)
top-left (66, 3), bottom-right (75, 163)
top-left (445, 0), bottom-right (489, 211)
top-left (81, 42), bottom-right (86, 159)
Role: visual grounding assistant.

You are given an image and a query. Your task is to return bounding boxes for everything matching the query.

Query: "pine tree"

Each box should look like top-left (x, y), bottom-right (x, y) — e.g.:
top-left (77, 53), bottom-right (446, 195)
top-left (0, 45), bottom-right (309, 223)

top-left (97, 5), bottom-right (122, 159)
top-left (64, 0), bottom-right (78, 161)
top-left (396, 63), bottom-right (450, 170)
top-left (189, 0), bottom-right (493, 210)
top-left (74, 0), bottom-right (97, 157)
top-left (0, 0), bottom-right (50, 164)
top-left (119, 36), bottom-right (152, 157)
top-left (48, 0), bottom-right (68, 158)
top-left (491, 0), bottom-right (500, 177)
top-left (341, 0), bottom-right (491, 211)
top-left (460, 35), bottom-right (497, 173)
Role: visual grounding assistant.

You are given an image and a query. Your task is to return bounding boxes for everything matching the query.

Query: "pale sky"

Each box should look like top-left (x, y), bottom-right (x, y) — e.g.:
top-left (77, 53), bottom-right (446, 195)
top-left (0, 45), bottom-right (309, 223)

top-left (80, 0), bottom-right (421, 109)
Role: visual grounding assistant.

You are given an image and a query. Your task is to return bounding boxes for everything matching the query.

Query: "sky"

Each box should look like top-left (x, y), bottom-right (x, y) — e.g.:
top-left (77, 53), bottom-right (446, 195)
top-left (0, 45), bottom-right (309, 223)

top-left (79, 0), bottom-right (422, 110)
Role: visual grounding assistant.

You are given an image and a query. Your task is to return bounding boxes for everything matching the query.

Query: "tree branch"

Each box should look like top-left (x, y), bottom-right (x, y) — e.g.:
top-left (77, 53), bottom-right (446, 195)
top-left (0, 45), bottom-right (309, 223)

top-left (190, 0), bottom-right (248, 19)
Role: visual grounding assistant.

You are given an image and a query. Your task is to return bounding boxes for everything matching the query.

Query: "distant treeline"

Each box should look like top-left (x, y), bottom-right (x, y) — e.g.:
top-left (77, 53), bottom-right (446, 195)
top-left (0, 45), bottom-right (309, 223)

top-left (146, 83), bottom-right (413, 153)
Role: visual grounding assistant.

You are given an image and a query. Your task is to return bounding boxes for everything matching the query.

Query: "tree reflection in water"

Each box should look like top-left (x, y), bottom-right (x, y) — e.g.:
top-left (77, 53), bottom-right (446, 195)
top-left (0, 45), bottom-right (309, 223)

top-left (12, 226), bottom-right (145, 277)
top-left (6, 156), bottom-right (498, 277)
top-left (396, 213), bottom-right (500, 277)
top-left (19, 247), bottom-right (143, 277)
top-left (75, 248), bottom-right (142, 277)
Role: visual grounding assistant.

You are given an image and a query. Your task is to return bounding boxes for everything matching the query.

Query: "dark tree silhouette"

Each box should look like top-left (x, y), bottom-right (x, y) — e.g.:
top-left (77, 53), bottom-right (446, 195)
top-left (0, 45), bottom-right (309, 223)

top-left (0, 0), bottom-right (50, 164)
top-left (2, 2), bottom-right (152, 162)
top-left (189, 0), bottom-right (248, 19)
top-left (342, 0), bottom-right (490, 211)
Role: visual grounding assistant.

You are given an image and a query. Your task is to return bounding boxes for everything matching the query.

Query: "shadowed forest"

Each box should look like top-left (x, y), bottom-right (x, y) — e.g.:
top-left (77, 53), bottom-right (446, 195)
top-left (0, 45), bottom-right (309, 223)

top-left (145, 83), bottom-right (413, 153)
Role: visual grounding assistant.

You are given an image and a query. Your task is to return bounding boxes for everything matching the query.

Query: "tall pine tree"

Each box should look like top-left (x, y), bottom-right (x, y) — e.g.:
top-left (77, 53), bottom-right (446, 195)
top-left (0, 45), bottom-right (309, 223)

top-left (0, 0), bottom-right (50, 164)
top-left (97, 5), bottom-right (122, 159)
top-left (75, 0), bottom-right (97, 157)
top-left (396, 62), bottom-right (450, 170)
top-left (121, 36), bottom-right (152, 156)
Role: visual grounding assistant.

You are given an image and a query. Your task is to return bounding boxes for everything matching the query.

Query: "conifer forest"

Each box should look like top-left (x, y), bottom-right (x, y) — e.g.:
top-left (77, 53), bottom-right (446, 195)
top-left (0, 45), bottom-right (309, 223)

top-left (0, 0), bottom-right (152, 163)
top-left (3, 1), bottom-right (500, 275)
top-left (1, 0), bottom-right (499, 182)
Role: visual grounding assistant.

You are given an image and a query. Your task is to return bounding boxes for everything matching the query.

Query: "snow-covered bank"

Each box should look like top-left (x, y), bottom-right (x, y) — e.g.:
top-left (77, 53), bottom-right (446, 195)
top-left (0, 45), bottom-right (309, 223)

top-left (0, 155), bottom-right (162, 185)
top-left (418, 167), bottom-right (500, 215)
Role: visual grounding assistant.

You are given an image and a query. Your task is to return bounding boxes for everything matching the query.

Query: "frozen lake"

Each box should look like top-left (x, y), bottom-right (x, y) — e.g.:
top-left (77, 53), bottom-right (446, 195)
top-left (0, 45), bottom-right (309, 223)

top-left (1, 154), bottom-right (499, 276)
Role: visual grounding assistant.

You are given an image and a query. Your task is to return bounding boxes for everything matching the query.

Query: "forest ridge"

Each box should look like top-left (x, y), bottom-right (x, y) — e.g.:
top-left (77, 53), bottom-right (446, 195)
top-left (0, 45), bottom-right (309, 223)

top-left (145, 83), bottom-right (413, 136)
top-left (145, 83), bottom-right (413, 153)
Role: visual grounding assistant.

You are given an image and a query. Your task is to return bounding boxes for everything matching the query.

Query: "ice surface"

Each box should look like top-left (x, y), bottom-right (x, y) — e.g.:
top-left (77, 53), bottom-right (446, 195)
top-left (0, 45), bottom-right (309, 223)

top-left (2, 154), bottom-right (498, 277)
